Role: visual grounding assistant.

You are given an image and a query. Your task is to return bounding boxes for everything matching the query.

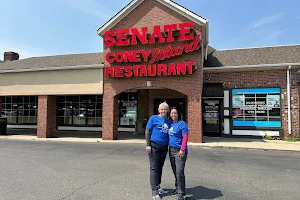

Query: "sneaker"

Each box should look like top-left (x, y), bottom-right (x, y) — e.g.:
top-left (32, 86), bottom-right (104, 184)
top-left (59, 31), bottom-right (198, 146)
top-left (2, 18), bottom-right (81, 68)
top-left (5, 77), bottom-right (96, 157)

top-left (158, 185), bottom-right (164, 195)
top-left (152, 195), bottom-right (162, 200)
top-left (177, 195), bottom-right (186, 200)
top-left (171, 189), bottom-right (178, 196)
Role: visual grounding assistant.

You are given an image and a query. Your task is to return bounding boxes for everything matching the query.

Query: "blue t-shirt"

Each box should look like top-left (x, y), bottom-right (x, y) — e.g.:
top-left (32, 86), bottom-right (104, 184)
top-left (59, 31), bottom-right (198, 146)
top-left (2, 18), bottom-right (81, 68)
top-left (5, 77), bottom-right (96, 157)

top-left (146, 115), bottom-right (171, 145)
top-left (169, 120), bottom-right (189, 154)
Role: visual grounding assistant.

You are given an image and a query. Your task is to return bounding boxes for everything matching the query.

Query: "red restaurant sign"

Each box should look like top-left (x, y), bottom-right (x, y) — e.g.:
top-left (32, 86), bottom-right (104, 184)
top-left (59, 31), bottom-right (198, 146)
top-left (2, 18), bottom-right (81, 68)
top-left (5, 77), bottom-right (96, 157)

top-left (104, 22), bottom-right (201, 77)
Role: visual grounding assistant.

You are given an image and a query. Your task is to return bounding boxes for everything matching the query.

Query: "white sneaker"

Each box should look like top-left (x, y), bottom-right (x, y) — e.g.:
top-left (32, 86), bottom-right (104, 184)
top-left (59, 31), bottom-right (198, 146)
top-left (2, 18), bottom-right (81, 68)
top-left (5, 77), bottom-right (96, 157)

top-left (158, 185), bottom-right (165, 195)
top-left (152, 195), bottom-right (162, 200)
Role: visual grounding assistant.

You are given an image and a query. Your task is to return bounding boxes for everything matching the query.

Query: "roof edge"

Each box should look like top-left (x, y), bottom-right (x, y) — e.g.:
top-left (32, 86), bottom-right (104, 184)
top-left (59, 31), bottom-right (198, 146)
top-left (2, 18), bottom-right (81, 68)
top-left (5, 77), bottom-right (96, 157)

top-left (215, 43), bottom-right (300, 52)
top-left (97, 0), bottom-right (209, 38)
top-left (203, 62), bottom-right (300, 73)
top-left (0, 64), bottom-right (104, 74)
top-left (97, 0), bottom-right (143, 36)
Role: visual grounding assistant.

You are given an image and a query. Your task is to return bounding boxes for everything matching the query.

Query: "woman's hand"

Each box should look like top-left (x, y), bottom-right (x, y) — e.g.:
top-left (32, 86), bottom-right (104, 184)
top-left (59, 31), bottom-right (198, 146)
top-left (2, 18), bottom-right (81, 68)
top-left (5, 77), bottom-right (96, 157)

top-left (146, 146), bottom-right (151, 153)
top-left (179, 150), bottom-right (185, 158)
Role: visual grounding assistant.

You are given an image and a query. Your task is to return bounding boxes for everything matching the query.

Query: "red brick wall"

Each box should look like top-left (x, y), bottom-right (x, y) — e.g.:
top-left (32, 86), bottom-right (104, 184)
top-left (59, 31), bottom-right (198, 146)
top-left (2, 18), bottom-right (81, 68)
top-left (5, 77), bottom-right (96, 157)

top-left (102, 0), bottom-right (204, 142)
top-left (37, 96), bottom-right (56, 138)
top-left (290, 69), bottom-right (300, 136)
top-left (204, 69), bottom-right (300, 137)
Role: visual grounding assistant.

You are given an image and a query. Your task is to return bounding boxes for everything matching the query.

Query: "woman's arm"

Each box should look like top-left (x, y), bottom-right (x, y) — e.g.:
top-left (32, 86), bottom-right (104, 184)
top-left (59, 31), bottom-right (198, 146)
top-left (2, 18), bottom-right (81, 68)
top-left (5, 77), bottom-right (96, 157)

top-left (180, 134), bottom-right (188, 151)
top-left (145, 128), bottom-right (151, 146)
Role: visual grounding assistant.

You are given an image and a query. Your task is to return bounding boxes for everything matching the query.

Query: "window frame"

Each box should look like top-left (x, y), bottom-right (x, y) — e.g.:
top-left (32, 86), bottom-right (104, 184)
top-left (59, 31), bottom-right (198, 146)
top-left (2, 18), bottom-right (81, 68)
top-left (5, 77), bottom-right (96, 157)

top-left (231, 87), bottom-right (282, 129)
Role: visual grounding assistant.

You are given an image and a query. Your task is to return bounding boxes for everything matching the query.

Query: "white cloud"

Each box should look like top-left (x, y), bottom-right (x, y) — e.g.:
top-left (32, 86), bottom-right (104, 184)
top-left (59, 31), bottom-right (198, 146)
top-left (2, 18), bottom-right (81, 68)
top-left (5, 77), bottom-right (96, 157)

top-left (247, 13), bottom-right (284, 30)
top-left (64, 0), bottom-right (117, 21)
top-left (0, 41), bottom-right (48, 59)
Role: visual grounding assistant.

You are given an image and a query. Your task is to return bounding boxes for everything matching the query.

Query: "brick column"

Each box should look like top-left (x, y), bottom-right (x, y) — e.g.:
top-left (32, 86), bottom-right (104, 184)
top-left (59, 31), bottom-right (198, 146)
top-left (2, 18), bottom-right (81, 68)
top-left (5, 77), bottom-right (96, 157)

top-left (37, 96), bottom-right (56, 138)
top-left (187, 94), bottom-right (202, 143)
top-left (137, 90), bottom-right (149, 134)
top-left (102, 94), bottom-right (118, 140)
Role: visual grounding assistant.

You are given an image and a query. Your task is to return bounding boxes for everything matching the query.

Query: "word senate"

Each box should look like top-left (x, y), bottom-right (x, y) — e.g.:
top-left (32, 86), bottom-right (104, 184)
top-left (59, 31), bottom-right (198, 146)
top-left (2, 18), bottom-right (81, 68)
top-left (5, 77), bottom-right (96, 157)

top-left (103, 22), bottom-right (201, 77)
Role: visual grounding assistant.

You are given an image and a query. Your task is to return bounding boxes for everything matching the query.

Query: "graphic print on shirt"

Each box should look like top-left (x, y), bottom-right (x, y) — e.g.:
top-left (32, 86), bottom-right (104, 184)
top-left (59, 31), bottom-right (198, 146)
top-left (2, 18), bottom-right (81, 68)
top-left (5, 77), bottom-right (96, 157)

top-left (160, 123), bottom-right (169, 133)
top-left (168, 127), bottom-right (175, 136)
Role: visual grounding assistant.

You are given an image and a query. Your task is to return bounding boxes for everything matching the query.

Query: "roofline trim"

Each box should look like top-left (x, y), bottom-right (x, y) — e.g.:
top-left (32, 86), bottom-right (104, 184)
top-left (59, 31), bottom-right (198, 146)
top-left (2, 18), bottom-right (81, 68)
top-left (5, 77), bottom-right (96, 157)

top-left (0, 64), bottom-right (104, 74)
top-left (97, 0), bottom-right (144, 36)
top-left (215, 43), bottom-right (300, 52)
top-left (97, 0), bottom-right (209, 40)
top-left (157, 0), bottom-right (208, 25)
top-left (203, 63), bottom-right (300, 72)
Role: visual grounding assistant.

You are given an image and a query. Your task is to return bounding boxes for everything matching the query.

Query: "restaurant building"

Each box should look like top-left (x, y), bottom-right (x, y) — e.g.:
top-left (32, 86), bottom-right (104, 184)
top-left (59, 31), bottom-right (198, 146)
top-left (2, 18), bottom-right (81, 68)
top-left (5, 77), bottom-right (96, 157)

top-left (1, 0), bottom-right (300, 143)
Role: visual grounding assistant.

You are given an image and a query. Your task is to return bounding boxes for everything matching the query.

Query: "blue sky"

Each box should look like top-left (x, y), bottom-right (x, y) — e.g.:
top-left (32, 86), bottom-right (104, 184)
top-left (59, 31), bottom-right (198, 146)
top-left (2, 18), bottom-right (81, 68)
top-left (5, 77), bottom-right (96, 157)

top-left (0, 0), bottom-right (299, 59)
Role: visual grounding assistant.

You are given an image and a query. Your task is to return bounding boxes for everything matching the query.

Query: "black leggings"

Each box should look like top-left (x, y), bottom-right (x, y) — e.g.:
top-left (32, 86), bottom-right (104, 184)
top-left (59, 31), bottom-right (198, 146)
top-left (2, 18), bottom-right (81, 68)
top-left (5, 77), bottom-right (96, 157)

top-left (148, 141), bottom-right (168, 196)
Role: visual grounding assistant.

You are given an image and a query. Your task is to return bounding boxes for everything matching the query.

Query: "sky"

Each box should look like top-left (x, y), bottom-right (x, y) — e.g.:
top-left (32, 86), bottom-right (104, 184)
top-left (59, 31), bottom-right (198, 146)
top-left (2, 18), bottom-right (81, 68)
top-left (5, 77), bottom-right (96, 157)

top-left (0, 0), bottom-right (299, 59)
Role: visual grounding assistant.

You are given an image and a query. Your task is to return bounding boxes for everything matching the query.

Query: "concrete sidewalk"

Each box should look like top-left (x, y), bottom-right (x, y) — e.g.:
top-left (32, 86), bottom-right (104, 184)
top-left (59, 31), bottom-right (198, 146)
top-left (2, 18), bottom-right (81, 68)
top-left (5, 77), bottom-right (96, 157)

top-left (1, 130), bottom-right (300, 152)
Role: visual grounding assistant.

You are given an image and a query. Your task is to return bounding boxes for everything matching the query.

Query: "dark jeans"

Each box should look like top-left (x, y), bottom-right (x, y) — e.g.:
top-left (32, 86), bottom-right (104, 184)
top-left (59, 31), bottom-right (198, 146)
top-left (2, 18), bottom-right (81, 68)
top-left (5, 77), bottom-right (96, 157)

top-left (148, 141), bottom-right (168, 196)
top-left (169, 146), bottom-right (187, 196)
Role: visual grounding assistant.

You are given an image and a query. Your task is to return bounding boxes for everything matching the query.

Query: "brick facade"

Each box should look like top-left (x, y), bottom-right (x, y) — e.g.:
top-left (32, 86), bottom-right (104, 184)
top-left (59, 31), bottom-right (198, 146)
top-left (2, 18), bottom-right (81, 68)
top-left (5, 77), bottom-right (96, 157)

top-left (37, 96), bottom-right (57, 138)
top-left (102, 0), bottom-right (204, 142)
top-left (204, 69), bottom-right (300, 137)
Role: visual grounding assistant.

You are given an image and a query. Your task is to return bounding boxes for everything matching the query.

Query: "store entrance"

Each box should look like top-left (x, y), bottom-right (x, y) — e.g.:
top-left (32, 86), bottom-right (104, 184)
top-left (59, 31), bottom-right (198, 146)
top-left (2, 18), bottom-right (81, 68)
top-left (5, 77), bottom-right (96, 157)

top-left (202, 99), bottom-right (222, 137)
top-left (154, 99), bottom-right (187, 121)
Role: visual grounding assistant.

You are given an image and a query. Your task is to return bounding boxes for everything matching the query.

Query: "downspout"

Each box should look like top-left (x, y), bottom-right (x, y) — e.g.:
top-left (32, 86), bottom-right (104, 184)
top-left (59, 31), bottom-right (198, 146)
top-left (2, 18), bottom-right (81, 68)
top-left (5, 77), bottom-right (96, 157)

top-left (287, 65), bottom-right (292, 135)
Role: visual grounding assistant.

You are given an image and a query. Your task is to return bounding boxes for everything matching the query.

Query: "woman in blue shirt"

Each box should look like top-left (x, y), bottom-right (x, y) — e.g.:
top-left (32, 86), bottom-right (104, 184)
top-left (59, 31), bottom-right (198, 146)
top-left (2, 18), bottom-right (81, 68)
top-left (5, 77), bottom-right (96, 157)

top-left (145, 102), bottom-right (171, 200)
top-left (168, 107), bottom-right (189, 200)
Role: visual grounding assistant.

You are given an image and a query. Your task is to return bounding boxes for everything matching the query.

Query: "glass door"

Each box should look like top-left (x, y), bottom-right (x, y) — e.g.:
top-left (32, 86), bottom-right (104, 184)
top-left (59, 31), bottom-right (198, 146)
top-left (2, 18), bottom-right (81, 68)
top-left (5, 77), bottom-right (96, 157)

top-left (203, 99), bottom-right (221, 137)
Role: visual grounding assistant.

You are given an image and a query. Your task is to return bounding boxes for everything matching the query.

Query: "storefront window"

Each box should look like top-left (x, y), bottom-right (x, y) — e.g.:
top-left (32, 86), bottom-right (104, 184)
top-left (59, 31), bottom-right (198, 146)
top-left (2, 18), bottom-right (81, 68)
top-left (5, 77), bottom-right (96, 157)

top-left (118, 92), bottom-right (137, 127)
top-left (57, 95), bottom-right (103, 126)
top-left (1, 96), bottom-right (38, 124)
top-left (232, 88), bottom-right (281, 127)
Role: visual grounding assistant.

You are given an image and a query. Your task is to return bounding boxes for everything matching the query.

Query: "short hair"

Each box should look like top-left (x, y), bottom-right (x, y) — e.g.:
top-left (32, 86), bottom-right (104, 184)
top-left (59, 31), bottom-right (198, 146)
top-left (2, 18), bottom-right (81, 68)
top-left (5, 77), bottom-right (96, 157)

top-left (158, 101), bottom-right (169, 111)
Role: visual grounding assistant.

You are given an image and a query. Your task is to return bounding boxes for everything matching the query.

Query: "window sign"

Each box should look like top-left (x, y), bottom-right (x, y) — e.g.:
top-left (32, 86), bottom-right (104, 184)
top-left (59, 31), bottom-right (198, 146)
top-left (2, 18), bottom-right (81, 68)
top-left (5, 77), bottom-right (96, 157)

top-left (232, 88), bottom-right (281, 127)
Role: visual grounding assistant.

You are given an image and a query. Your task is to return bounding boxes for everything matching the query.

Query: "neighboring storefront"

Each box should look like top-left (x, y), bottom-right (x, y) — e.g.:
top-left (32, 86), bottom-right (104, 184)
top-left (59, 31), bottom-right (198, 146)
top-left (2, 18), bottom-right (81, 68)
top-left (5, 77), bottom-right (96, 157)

top-left (1, 0), bottom-right (300, 143)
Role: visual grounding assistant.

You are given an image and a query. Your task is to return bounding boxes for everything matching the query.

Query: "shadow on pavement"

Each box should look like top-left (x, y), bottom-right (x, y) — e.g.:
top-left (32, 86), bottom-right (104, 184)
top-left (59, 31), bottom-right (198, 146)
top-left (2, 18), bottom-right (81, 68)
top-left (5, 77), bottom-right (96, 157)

top-left (163, 186), bottom-right (223, 200)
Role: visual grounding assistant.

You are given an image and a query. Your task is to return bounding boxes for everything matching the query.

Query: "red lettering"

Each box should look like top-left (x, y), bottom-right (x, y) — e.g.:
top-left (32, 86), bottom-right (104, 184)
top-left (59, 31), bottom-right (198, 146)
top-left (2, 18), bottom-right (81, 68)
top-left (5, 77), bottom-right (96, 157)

top-left (105, 66), bottom-right (114, 77)
top-left (132, 50), bottom-right (141, 62)
top-left (190, 34), bottom-right (201, 50)
top-left (131, 27), bottom-right (148, 45)
top-left (115, 66), bottom-right (124, 77)
top-left (124, 66), bottom-right (133, 77)
top-left (148, 64), bottom-right (156, 76)
top-left (133, 65), bottom-right (140, 76)
top-left (116, 29), bottom-right (130, 46)
top-left (104, 30), bottom-right (116, 46)
top-left (149, 26), bottom-right (165, 44)
top-left (178, 22), bottom-right (194, 41)
top-left (149, 48), bottom-right (160, 64)
top-left (141, 50), bottom-right (151, 62)
top-left (122, 51), bottom-right (131, 62)
top-left (168, 63), bottom-right (177, 75)
top-left (177, 62), bottom-right (187, 75)
top-left (105, 52), bottom-right (115, 63)
top-left (187, 61), bottom-right (194, 74)
top-left (140, 65), bottom-right (147, 76)
top-left (157, 64), bottom-right (167, 75)
top-left (164, 24), bottom-right (177, 42)
top-left (115, 52), bottom-right (124, 62)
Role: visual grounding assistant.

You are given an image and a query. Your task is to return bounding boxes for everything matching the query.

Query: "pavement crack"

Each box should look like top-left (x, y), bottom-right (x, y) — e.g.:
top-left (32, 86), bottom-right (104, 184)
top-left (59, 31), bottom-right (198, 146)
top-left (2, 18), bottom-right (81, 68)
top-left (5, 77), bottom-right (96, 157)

top-left (59, 171), bottom-right (124, 200)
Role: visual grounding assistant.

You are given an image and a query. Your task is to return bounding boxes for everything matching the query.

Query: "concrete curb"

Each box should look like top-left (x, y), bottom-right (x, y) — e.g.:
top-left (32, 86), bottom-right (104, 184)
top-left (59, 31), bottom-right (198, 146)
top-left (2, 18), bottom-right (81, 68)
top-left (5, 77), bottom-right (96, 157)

top-left (1, 135), bottom-right (300, 152)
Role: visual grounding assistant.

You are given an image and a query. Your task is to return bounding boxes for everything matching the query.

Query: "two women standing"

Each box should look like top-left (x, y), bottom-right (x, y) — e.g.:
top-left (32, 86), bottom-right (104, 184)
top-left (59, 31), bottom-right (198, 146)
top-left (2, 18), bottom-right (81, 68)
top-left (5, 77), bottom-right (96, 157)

top-left (145, 102), bottom-right (188, 200)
